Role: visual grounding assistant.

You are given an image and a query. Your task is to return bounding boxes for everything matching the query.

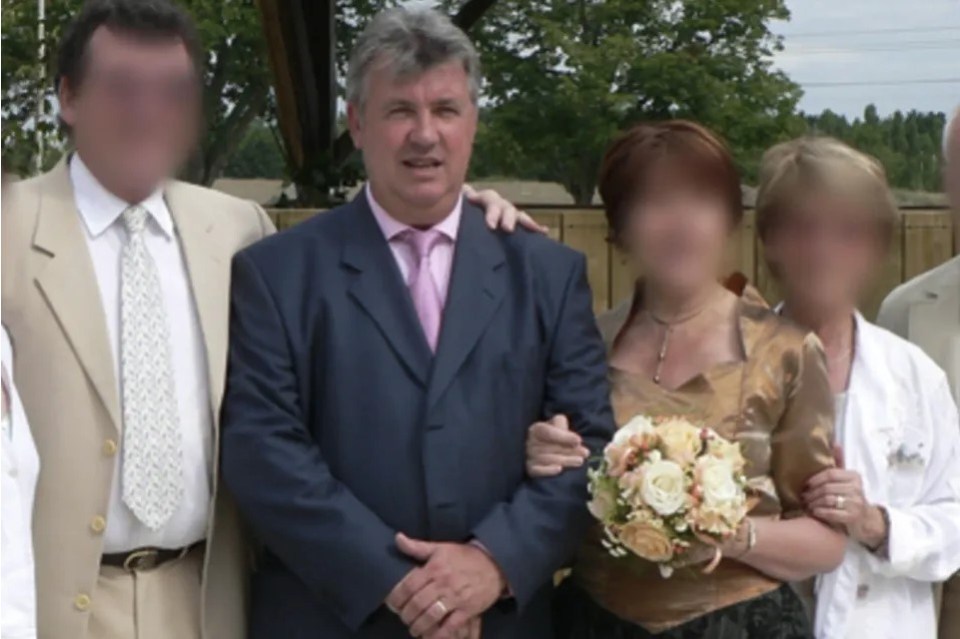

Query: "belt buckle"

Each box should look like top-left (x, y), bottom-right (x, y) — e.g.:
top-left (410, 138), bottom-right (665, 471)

top-left (123, 548), bottom-right (159, 571)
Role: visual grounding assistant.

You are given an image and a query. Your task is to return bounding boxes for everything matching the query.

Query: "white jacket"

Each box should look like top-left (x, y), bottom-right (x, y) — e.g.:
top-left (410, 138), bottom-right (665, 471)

top-left (1, 326), bottom-right (39, 639)
top-left (814, 314), bottom-right (960, 639)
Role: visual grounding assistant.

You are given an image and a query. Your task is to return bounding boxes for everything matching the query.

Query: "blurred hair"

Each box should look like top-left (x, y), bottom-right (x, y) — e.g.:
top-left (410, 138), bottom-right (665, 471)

top-left (596, 120), bottom-right (743, 247)
top-left (56, 0), bottom-right (202, 94)
top-left (346, 7), bottom-right (481, 108)
top-left (755, 136), bottom-right (899, 272)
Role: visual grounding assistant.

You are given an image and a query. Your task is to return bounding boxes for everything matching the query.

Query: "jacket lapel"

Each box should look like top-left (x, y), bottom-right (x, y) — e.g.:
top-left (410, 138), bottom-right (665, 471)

top-left (427, 204), bottom-right (506, 408)
top-left (342, 196), bottom-right (432, 386)
top-left (32, 160), bottom-right (122, 431)
top-left (907, 262), bottom-right (960, 388)
top-left (164, 183), bottom-right (231, 414)
top-left (846, 314), bottom-right (898, 500)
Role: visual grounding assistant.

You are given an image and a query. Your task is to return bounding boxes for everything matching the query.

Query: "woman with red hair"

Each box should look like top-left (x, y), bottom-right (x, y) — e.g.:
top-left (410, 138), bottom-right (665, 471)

top-left (493, 120), bottom-right (845, 638)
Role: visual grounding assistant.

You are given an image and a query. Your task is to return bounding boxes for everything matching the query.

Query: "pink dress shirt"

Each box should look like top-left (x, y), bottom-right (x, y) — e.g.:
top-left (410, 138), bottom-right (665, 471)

top-left (365, 184), bottom-right (461, 307)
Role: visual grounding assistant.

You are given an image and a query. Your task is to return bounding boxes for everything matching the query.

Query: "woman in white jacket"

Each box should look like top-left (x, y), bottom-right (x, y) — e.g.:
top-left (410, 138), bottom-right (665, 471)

top-left (753, 136), bottom-right (960, 638)
top-left (2, 325), bottom-right (39, 639)
top-left (514, 135), bottom-right (960, 639)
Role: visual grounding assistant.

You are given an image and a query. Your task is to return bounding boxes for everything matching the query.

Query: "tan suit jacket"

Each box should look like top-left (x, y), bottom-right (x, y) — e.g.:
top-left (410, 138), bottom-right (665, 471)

top-left (878, 254), bottom-right (960, 639)
top-left (1, 160), bottom-right (275, 639)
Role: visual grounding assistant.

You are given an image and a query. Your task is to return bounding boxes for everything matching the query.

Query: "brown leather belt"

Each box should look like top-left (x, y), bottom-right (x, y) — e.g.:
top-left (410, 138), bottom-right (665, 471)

top-left (102, 542), bottom-right (203, 571)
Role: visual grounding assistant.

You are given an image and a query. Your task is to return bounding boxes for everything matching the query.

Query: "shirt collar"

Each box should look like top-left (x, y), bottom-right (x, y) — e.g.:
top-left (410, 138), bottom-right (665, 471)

top-left (365, 182), bottom-right (461, 243)
top-left (69, 153), bottom-right (174, 239)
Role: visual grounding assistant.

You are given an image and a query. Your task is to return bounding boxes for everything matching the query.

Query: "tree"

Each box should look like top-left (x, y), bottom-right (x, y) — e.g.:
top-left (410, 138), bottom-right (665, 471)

top-left (223, 118), bottom-right (286, 178)
top-left (464, 0), bottom-right (803, 204)
top-left (803, 106), bottom-right (947, 192)
top-left (1, 0), bottom-right (70, 175)
top-left (182, 0), bottom-right (273, 184)
top-left (1, 0), bottom-right (271, 184)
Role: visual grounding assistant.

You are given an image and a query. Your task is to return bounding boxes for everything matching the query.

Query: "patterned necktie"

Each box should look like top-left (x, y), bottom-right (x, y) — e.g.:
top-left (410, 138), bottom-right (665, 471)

top-left (119, 205), bottom-right (183, 530)
top-left (401, 229), bottom-right (445, 352)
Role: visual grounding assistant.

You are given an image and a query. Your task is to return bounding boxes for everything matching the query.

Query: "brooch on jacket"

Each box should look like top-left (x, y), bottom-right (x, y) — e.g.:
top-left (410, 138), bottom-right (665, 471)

top-left (887, 442), bottom-right (925, 469)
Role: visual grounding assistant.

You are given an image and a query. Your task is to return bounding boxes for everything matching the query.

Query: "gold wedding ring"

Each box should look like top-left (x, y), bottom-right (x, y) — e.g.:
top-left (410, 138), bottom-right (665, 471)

top-left (434, 599), bottom-right (449, 617)
top-left (836, 495), bottom-right (846, 510)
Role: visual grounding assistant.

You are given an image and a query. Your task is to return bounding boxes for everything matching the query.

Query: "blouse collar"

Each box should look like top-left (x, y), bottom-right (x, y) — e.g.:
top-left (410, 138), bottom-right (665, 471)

top-left (598, 273), bottom-right (770, 363)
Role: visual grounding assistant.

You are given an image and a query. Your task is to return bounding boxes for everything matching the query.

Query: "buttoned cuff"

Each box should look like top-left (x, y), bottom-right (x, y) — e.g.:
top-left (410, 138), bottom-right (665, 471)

top-left (864, 505), bottom-right (913, 577)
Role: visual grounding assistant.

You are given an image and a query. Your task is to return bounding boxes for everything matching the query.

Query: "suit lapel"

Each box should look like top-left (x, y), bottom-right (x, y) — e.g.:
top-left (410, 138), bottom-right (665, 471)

top-left (908, 263), bottom-right (960, 386)
top-left (32, 161), bottom-right (122, 431)
top-left (342, 196), bottom-right (432, 386)
top-left (428, 204), bottom-right (506, 408)
top-left (164, 183), bottom-right (231, 414)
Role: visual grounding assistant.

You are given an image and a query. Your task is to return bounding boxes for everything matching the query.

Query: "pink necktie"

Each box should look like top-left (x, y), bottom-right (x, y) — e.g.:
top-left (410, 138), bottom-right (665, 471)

top-left (401, 229), bottom-right (445, 351)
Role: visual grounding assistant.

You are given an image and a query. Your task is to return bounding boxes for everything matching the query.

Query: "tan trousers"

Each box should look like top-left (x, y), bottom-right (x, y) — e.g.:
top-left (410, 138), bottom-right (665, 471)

top-left (88, 548), bottom-right (203, 639)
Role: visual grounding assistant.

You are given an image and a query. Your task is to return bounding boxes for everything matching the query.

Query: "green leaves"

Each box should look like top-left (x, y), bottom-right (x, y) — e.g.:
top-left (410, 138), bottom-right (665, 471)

top-left (467, 0), bottom-right (802, 203)
top-left (1, 0), bottom-right (271, 183)
top-left (805, 106), bottom-right (947, 193)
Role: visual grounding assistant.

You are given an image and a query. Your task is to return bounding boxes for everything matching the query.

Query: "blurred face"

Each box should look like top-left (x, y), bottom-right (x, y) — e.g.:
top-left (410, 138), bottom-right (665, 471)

top-left (59, 27), bottom-right (200, 201)
top-left (348, 59), bottom-right (477, 225)
top-left (622, 171), bottom-right (732, 296)
top-left (765, 190), bottom-right (885, 314)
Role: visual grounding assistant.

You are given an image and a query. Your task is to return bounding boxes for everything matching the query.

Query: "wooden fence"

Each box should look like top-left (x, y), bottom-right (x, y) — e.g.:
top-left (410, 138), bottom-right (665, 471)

top-left (267, 207), bottom-right (956, 319)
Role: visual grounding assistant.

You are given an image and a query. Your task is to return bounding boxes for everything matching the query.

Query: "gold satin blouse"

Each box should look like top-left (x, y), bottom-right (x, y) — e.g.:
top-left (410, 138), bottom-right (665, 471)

top-left (571, 284), bottom-right (835, 632)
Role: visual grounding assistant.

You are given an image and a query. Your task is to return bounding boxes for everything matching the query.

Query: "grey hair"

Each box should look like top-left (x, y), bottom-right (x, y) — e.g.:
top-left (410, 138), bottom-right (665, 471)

top-left (346, 7), bottom-right (481, 108)
top-left (944, 105), bottom-right (960, 161)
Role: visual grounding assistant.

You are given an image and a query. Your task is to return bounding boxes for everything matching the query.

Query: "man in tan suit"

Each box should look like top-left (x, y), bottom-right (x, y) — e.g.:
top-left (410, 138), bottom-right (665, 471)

top-left (1, 1), bottom-right (273, 637)
top-left (878, 105), bottom-right (960, 639)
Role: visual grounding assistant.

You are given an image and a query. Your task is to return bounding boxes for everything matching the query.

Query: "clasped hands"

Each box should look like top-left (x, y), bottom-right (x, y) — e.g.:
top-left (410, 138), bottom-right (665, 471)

top-left (385, 533), bottom-right (506, 639)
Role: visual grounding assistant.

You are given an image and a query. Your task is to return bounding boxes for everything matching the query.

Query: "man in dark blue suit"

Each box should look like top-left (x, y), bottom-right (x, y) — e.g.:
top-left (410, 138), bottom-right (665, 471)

top-left (221, 7), bottom-right (615, 639)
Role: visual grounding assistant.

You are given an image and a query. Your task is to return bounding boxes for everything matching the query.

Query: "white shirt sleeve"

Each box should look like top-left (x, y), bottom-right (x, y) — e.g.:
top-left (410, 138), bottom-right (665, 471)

top-left (866, 376), bottom-right (960, 581)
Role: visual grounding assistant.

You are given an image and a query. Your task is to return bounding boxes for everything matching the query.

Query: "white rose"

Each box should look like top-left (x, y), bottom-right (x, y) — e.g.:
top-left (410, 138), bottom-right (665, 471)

top-left (612, 415), bottom-right (655, 447)
top-left (640, 459), bottom-right (688, 516)
top-left (707, 436), bottom-right (746, 472)
top-left (696, 457), bottom-right (740, 506)
top-left (657, 419), bottom-right (704, 465)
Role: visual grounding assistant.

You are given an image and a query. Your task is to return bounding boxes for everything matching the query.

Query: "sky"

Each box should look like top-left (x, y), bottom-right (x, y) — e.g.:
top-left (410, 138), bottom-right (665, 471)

top-left (773, 0), bottom-right (959, 118)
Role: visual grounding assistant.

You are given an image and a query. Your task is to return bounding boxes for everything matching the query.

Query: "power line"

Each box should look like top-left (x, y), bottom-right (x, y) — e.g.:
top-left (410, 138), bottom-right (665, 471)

top-left (783, 25), bottom-right (960, 39)
top-left (782, 40), bottom-right (960, 55)
top-left (800, 77), bottom-right (960, 88)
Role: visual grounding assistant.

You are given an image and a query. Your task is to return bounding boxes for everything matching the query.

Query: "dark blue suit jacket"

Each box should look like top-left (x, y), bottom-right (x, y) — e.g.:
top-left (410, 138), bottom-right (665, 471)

top-left (221, 194), bottom-right (615, 638)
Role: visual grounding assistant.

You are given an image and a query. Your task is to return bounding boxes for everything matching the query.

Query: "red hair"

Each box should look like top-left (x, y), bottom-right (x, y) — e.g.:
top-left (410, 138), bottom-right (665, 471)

top-left (597, 120), bottom-right (743, 245)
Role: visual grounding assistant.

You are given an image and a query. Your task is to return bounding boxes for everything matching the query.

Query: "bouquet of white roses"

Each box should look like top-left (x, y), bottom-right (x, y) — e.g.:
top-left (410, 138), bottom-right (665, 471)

top-left (587, 415), bottom-right (751, 578)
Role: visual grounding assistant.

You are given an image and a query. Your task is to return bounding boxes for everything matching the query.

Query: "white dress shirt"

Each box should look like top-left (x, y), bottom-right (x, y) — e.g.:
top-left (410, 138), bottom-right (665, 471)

top-left (1, 327), bottom-right (39, 639)
top-left (70, 154), bottom-right (212, 552)
top-left (813, 313), bottom-right (960, 639)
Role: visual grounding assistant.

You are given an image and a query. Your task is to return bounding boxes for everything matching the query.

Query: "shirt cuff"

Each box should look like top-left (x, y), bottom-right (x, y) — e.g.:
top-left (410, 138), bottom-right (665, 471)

top-left (469, 539), bottom-right (513, 598)
top-left (864, 505), bottom-right (914, 577)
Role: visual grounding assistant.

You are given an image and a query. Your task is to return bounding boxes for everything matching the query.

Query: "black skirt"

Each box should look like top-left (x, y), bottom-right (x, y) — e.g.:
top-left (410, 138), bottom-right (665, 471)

top-left (552, 579), bottom-right (813, 639)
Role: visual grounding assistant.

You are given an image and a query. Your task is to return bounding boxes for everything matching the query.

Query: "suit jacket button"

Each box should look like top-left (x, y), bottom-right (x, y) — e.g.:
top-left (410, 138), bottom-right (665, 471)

top-left (90, 516), bottom-right (106, 534)
top-left (103, 439), bottom-right (118, 456)
top-left (74, 593), bottom-right (91, 611)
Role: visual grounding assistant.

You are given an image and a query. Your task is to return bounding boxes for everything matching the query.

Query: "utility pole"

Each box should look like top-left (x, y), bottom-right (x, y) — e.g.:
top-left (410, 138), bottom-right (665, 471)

top-left (36, 0), bottom-right (46, 173)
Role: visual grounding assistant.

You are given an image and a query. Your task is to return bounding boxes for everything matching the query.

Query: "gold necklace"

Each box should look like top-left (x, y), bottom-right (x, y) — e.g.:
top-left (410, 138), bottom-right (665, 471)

top-left (649, 306), bottom-right (710, 386)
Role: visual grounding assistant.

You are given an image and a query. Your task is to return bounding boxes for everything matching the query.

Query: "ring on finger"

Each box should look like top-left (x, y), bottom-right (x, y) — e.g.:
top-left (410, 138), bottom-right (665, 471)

top-left (433, 599), bottom-right (450, 618)
top-left (835, 495), bottom-right (846, 510)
